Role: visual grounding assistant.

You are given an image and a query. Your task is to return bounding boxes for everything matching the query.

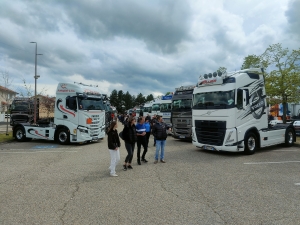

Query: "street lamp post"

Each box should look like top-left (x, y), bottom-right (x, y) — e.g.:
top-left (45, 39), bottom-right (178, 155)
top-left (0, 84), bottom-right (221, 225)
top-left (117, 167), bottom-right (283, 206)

top-left (30, 42), bottom-right (42, 124)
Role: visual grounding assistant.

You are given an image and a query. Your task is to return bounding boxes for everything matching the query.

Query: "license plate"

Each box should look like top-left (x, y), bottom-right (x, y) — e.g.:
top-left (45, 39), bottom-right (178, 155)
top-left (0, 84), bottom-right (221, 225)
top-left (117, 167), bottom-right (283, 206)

top-left (92, 137), bottom-right (98, 140)
top-left (204, 145), bottom-right (215, 151)
top-left (179, 135), bottom-right (185, 139)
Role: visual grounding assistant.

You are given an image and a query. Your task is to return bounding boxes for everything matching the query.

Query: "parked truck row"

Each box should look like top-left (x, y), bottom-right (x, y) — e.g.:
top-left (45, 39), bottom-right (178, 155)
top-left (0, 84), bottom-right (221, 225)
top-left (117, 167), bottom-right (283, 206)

top-left (10, 68), bottom-right (298, 153)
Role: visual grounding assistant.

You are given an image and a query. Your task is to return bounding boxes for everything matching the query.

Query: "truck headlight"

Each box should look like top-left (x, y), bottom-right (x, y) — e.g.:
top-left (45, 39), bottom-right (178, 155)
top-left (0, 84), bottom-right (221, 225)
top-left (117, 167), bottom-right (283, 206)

top-left (225, 131), bottom-right (234, 143)
top-left (78, 128), bottom-right (88, 133)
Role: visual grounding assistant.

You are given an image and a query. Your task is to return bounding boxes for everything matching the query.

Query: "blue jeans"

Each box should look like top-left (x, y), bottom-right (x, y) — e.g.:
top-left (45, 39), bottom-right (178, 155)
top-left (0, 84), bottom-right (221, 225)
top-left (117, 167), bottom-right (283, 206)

top-left (155, 140), bottom-right (166, 160)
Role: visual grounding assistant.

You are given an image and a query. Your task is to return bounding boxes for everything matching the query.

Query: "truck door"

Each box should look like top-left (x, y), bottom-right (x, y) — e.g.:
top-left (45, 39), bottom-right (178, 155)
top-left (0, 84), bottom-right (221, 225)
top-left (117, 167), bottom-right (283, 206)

top-left (64, 96), bottom-right (79, 125)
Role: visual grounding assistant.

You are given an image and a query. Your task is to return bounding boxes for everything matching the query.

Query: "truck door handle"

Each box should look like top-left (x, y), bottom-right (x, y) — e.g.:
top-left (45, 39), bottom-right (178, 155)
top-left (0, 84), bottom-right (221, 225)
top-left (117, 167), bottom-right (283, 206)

top-left (63, 115), bottom-right (68, 119)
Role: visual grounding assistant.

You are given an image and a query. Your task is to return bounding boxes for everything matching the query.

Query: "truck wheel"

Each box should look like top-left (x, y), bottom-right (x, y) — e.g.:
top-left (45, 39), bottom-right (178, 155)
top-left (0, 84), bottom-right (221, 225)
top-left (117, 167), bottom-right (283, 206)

top-left (14, 127), bottom-right (26, 142)
top-left (244, 132), bottom-right (257, 155)
top-left (285, 128), bottom-right (294, 147)
top-left (57, 128), bottom-right (70, 145)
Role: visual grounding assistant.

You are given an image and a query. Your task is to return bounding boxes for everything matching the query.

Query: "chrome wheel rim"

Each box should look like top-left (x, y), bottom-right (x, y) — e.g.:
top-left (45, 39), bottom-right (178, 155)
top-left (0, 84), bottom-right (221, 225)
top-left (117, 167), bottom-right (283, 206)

top-left (247, 136), bottom-right (256, 151)
top-left (59, 131), bottom-right (68, 143)
top-left (16, 129), bottom-right (23, 140)
top-left (288, 131), bottom-right (293, 144)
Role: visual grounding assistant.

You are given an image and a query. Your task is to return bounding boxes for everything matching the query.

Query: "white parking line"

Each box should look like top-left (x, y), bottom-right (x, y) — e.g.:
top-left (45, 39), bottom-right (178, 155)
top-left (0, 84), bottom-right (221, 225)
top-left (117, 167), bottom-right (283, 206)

top-left (0, 151), bottom-right (78, 154)
top-left (244, 161), bottom-right (300, 165)
top-left (8, 148), bottom-right (82, 151)
top-left (295, 183), bottom-right (300, 186)
top-left (273, 150), bottom-right (298, 152)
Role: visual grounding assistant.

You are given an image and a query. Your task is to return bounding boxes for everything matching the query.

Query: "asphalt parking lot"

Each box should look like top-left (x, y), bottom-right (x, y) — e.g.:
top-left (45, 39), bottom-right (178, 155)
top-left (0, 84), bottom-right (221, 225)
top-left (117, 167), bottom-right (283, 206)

top-left (0, 124), bottom-right (300, 224)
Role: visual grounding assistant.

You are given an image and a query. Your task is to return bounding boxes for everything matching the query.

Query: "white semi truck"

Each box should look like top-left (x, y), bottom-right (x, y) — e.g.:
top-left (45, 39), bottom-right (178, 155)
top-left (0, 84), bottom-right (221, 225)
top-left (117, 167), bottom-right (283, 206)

top-left (159, 95), bottom-right (173, 127)
top-left (13, 82), bottom-right (106, 144)
top-left (192, 68), bottom-right (296, 154)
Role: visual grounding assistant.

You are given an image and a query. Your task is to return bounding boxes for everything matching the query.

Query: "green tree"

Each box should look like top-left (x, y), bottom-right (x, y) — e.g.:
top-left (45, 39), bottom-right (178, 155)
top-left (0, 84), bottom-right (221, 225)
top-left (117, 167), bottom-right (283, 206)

top-left (135, 93), bottom-right (145, 106)
top-left (262, 43), bottom-right (300, 123)
top-left (217, 67), bottom-right (227, 73)
top-left (123, 91), bottom-right (132, 111)
top-left (146, 94), bottom-right (154, 102)
top-left (109, 89), bottom-right (118, 110)
top-left (242, 43), bottom-right (300, 123)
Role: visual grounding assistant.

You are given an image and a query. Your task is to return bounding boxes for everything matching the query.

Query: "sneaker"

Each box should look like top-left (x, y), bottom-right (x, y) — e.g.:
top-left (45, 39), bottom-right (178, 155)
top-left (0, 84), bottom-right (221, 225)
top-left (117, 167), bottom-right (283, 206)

top-left (110, 173), bottom-right (118, 177)
top-left (141, 159), bottom-right (148, 163)
top-left (123, 165), bottom-right (127, 171)
top-left (154, 160), bottom-right (158, 164)
top-left (127, 165), bottom-right (133, 169)
top-left (160, 160), bottom-right (166, 163)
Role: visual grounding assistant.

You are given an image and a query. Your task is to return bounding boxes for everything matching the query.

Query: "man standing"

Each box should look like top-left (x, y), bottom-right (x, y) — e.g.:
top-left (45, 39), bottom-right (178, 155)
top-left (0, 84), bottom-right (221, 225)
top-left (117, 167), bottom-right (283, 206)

top-left (151, 114), bottom-right (157, 146)
top-left (152, 115), bottom-right (171, 164)
top-left (136, 117), bottom-right (148, 164)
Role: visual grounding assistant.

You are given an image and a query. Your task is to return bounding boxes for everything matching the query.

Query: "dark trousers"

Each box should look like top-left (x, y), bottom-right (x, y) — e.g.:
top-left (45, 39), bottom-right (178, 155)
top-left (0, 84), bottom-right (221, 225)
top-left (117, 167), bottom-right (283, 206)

top-left (124, 142), bottom-right (135, 163)
top-left (137, 136), bottom-right (148, 160)
top-left (146, 132), bottom-right (151, 147)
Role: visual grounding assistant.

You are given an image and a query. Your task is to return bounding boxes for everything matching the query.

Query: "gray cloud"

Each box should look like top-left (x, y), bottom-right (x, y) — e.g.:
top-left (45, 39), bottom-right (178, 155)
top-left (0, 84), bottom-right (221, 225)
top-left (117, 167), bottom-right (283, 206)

top-left (0, 0), bottom-right (299, 98)
top-left (57, 0), bottom-right (191, 53)
top-left (285, 0), bottom-right (300, 40)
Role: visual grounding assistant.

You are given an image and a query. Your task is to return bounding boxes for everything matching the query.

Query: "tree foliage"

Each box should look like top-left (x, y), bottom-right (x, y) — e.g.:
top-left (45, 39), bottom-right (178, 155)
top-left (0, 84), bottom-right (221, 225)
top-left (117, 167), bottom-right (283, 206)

top-left (18, 78), bottom-right (47, 97)
top-left (0, 70), bottom-right (14, 112)
top-left (109, 90), bottom-right (154, 113)
top-left (217, 67), bottom-right (227, 73)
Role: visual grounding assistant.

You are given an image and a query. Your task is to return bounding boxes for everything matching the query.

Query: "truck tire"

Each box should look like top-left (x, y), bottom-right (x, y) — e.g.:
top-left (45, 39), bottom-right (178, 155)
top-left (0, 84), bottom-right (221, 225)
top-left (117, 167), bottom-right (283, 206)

top-left (14, 126), bottom-right (26, 142)
top-left (285, 128), bottom-right (294, 147)
top-left (244, 132), bottom-right (257, 155)
top-left (57, 128), bottom-right (70, 145)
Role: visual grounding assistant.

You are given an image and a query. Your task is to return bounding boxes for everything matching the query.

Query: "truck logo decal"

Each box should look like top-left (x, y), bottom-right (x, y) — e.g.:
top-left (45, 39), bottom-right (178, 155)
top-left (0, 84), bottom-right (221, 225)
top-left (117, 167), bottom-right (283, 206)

top-left (59, 105), bottom-right (75, 117)
top-left (238, 80), bottom-right (266, 120)
top-left (199, 110), bottom-right (217, 116)
top-left (28, 128), bottom-right (49, 139)
top-left (61, 84), bottom-right (67, 88)
top-left (56, 99), bottom-right (75, 117)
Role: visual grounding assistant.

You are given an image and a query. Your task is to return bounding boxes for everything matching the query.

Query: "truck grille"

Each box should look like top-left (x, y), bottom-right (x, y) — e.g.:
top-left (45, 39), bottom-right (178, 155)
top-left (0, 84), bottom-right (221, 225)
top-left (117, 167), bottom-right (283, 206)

top-left (175, 128), bottom-right (190, 135)
top-left (195, 120), bottom-right (226, 146)
top-left (90, 115), bottom-right (100, 137)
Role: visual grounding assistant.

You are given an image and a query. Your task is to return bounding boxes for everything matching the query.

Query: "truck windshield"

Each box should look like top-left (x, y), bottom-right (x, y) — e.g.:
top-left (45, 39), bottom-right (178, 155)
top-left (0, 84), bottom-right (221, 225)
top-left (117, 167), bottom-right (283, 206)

top-left (152, 104), bottom-right (160, 111)
top-left (79, 98), bottom-right (105, 110)
top-left (193, 90), bottom-right (235, 109)
top-left (11, 101), bottom-right (31, 111)
top-left (172, 99), bottom-right (192, 111)
top-left (160, 103), bottom-right (171, 112)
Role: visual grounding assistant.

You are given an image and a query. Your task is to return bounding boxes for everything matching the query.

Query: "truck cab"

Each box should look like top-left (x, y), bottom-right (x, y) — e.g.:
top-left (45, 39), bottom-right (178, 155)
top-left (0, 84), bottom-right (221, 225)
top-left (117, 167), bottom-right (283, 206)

top-left (171, 85), bottom-right (194, 140)
top-left (13, 83), bottom-right (106, 144)
top-left (192, 68), bottom-right (296, 154)
top-left (9, 97), bottom-right (37, 126)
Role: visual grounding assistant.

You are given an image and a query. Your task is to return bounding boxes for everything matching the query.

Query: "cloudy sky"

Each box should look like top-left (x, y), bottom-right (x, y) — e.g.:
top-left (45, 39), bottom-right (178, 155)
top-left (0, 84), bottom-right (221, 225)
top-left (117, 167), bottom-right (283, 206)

top-left (0, 0), bottom-right (299, 97)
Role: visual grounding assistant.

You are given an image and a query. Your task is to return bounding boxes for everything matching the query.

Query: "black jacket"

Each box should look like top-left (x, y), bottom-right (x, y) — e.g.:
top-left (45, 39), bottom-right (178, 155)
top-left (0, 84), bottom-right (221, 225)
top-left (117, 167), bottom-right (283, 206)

top-left (152, 122), bottom-right (170, 140)
top-left (107, 129), bottom-right (121, 149)
top-left (123, 124), bottom-right (137, 144)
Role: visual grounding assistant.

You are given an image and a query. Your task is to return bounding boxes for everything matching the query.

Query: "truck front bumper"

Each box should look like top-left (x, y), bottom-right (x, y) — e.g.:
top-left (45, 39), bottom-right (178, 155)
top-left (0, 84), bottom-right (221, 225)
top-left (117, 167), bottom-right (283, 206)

top-left (192, 141), bottom-right (242, 152)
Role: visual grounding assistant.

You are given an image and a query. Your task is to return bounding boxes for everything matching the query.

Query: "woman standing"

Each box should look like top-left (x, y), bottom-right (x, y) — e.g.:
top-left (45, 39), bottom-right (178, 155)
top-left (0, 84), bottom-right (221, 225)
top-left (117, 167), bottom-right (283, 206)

top-left (107, 121), bottom-right (121, 177)
top-left (122, 116), bottom-right (137, 170)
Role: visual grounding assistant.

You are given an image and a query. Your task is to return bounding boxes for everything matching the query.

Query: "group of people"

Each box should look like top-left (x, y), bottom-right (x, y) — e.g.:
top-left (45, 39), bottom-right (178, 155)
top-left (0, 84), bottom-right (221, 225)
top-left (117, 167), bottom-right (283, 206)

top-left (106, 114), bottom-right (171, 177)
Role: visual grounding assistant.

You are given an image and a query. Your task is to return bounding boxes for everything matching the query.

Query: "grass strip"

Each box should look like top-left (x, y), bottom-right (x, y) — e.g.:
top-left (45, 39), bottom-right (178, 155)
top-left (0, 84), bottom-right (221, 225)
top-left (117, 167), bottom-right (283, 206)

top-left (0, 132), bottom-right (14, 143)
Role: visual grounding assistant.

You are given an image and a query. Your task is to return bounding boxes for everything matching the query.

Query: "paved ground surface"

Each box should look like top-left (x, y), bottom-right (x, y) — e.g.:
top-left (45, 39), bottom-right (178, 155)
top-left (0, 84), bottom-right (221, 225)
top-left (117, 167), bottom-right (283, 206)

top-left (0, 123), bottom-right (300, 224)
